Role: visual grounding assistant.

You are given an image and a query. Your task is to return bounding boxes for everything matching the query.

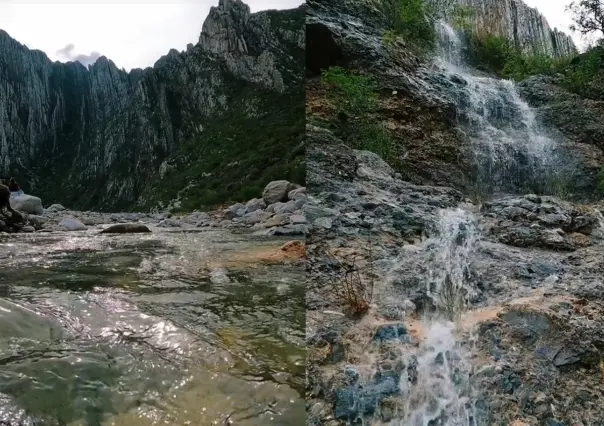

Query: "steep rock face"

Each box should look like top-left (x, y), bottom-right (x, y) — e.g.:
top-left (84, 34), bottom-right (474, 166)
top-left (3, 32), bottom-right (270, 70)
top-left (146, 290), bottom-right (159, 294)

top-left (440, 0), bottom-right (576, 57)
top-left (0, 0), bottom-right (304, 211)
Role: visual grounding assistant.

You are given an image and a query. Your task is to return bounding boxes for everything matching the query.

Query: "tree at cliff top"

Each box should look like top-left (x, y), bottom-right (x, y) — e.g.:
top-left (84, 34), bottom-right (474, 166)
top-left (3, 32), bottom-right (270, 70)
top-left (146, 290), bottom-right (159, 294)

top-left (567, 0), bottom-right (604, 37)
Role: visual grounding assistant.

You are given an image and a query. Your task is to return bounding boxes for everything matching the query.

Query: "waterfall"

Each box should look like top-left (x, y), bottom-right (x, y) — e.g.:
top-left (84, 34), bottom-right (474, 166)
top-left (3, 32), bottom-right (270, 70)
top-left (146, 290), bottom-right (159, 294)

top-left (434, 22), bottom-right (563, 198)
top-left (387, 22), bottom-right (567, 426)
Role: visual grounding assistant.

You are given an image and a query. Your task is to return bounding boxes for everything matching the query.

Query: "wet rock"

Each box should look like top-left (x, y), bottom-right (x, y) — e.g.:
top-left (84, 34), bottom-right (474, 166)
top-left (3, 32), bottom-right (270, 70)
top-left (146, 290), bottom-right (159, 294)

top-left (373, 323), bottom-right (410, 343)
top-left (262, 180), bottom-right (295, 204)
top-left (303, 204), bottom-right (338, 222)
top-left (21, 225), bottom-right (35, 233)
top-left (58, 218), bottom-right (87, 231)
top-left (481, 195), bottom-right (600, 250)
top-left (266, 224), bottom-right (309, 236)
top-left (334, 370), bottom-right (400, 421)
top-left (100, 224), bottom-right (151, 234)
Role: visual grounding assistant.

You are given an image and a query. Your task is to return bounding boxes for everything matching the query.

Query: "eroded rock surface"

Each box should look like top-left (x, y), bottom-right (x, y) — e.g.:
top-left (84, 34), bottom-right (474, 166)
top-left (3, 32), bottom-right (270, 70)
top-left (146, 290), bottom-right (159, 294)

top-left (306, 139), bottom-right (604, 425)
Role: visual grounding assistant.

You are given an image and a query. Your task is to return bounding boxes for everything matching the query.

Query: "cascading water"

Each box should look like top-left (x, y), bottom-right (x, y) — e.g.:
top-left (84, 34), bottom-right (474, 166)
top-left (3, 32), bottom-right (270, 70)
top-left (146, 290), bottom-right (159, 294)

top-left (434, 22), bottom-right (564, 198)
top-left (388, 21), bottom-right (569, 426)
top-left (399, 323), bottom-right (476, 426)
top-left (426, 208), bottom-right (479, 321)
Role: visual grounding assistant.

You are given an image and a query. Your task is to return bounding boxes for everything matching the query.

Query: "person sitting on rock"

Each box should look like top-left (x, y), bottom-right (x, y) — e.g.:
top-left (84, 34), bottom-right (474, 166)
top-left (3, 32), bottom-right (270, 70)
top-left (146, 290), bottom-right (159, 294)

top-left (8, 178), bottom-right (24, 196)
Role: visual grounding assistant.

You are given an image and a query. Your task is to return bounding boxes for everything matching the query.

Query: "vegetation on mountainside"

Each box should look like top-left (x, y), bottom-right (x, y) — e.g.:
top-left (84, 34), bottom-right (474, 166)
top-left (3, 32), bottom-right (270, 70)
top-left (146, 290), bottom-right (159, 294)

top-left (381, 0), bottom-right (437, 54)
top-left (466, 35), bottom-right (573, 80)
top-left (137, 84), bottom-right (305, 213)
top-left (451, 4), bottom-right (475, 33)
top-left (467, 33), bottom-right (604, 98)
top-left (320, 67), bottom-right (394, 162)
top-left (448, 3), bottom-right (603, 98)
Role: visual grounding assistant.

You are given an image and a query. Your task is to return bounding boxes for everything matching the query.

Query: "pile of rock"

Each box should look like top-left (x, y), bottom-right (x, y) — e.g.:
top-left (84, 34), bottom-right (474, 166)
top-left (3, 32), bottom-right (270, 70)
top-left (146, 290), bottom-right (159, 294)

top-left (221, 180), bottom-right (308, 235)
top-left (0, 193), bottom-right (45, 233)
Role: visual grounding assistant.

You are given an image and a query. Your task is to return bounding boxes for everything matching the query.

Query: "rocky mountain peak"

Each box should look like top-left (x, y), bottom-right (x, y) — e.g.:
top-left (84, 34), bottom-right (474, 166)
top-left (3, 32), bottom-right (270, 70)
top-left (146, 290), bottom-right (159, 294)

top-left (0, 0), bottom-right (304, 211)
top-left (199, 0), bottom-right (251, 54)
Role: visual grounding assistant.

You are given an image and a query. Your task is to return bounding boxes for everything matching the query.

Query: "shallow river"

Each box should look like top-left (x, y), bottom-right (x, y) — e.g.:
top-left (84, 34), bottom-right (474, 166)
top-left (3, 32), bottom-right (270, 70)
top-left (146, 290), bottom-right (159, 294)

top-left (0, 226), bottom-right (305, 425)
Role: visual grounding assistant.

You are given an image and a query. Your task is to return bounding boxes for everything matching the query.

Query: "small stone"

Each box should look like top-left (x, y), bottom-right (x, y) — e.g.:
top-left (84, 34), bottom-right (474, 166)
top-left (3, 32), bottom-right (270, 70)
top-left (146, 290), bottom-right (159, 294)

top-left (290, 214), bottom-right (306, 224)
top-left (58, 218), bottom-right (87, 231)
top-left (374, 323), bottom-right (410, 342)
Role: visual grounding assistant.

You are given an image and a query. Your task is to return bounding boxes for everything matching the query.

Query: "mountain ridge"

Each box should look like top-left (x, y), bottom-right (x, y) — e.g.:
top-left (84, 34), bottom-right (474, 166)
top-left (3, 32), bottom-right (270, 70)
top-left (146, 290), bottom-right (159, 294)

top-left (0, 0), bottom-right (304, 212)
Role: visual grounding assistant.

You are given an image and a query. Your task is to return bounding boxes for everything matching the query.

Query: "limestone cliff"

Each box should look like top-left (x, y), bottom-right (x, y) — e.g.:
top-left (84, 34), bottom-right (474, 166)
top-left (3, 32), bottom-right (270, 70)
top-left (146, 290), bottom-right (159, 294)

top-left (0, 0), bottom-right (304, 211)
top-left (437, 0), bottom-right (576, 57)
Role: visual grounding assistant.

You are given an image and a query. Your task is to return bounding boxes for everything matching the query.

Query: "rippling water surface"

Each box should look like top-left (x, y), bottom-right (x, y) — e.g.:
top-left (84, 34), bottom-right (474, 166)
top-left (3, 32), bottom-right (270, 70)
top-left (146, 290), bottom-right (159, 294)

top-left (0, 227), bottom-right (304, 425)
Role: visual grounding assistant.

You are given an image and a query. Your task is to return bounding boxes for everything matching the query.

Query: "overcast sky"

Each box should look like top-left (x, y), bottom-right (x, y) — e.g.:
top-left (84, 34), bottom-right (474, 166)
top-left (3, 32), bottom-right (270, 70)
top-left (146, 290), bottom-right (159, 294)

top-left (522, 0), bottom-right (589, 50)
top-left (0, 0), bottom-right (303, 71)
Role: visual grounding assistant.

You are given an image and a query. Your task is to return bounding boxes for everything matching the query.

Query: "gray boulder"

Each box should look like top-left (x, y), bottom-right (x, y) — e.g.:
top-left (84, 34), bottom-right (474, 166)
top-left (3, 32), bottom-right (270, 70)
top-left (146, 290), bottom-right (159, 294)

top-left (262, 180), bottom-right (295, 204)
top-left (10, 194), bottom-right (43, 215)
top-left (274, 200), bottom-right (297, 215)
top-left (288, 187), bottom-right (307, 200)
top-left (245, 198), bottom-right (266, 213)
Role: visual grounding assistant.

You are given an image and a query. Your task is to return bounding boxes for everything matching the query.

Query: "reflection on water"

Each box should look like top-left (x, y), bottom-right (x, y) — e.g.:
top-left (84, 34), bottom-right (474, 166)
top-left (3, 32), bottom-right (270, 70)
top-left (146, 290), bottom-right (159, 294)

top-left (0, 228), bottom-right (304, 425)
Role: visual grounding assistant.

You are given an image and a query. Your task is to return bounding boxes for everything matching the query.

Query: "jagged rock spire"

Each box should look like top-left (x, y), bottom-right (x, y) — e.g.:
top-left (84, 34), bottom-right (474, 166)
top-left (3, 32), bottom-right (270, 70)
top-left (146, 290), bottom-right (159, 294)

top-left (199, 0), bottom-right (251, 54)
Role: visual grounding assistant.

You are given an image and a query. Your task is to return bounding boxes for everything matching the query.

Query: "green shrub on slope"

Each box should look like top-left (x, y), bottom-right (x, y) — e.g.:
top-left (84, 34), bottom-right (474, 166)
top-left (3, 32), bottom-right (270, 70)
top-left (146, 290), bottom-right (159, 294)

top-left (321, 67), bottom-right (393, 161)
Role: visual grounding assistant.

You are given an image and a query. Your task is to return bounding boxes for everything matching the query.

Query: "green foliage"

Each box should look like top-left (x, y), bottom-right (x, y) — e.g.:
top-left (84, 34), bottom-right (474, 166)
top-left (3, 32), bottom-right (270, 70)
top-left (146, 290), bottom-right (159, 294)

top-left (561, 46), bottom-right (604, 97)
top-left (381, 0), bottom-right (436, 53)
top-left (451, 5), bottom-right (475, 33)
top-left (322, 67), bottom-right (378, 116)
top-left (468, 34), bottom-right (514, 74)
top-left (467, 34), bottom-right (574, 81)
top-left (137, 84), bottom-right (305, 212)
top-left (502, 54), bottom-right (573, 81)
top-left (382, 29), bottom-right (399, 47)
top-left (468, 32), bottom-right (604, 98)
top-left (321, 67), bottom-right (393, 161)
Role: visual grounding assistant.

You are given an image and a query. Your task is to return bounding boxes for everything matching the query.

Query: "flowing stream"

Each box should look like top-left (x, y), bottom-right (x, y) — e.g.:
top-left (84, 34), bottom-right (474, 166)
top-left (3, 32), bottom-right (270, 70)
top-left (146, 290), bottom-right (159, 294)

top-left (392, 22), bottom-right (566, 425)
top-left (0, 226), bottom-right (304, 425)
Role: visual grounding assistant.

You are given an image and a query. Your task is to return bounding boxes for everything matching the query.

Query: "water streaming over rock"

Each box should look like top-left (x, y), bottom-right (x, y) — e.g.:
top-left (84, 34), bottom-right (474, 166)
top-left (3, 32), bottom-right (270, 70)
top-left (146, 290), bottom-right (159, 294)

top-left (389, 208), bottom-right (479, 426)
top-left (434, 22), bottom-right (564, 198)
top-left (398, 323), bottom-right (476, 426)
top-left (426, 208), bottom-right (479, 321)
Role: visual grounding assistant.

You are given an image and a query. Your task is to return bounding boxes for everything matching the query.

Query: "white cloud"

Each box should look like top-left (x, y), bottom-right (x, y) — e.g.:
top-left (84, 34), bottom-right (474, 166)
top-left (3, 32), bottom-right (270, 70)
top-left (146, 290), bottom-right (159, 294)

top-left (0, 0), bottom-right (303, 70)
